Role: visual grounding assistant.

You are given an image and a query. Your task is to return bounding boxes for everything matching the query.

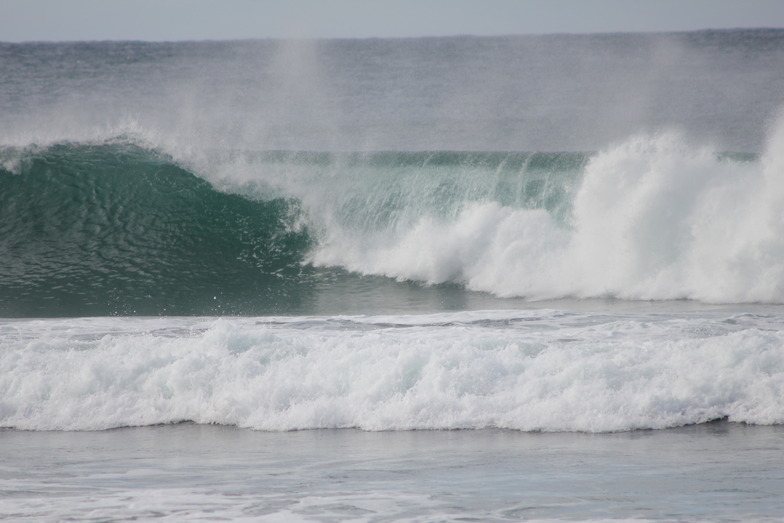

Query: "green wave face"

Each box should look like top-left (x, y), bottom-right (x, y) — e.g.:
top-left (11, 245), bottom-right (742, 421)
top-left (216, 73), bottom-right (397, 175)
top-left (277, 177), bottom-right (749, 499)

top-left (0, 143), bottom-right (590, 317)
top-left (246, 150), bottom-right (586, 229)
top-left (3, 139), bottom-right (767, 315)
top-left (0, 143), bottom-right (313, 316)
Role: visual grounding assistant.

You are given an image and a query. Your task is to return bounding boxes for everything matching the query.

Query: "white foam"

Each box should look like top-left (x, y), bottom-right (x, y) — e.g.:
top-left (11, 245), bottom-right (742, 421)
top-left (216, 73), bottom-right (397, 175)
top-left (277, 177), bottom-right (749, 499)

top-left (311, 113), bottom-right (784, 303)
top-left (2, 312), bottom-right (783, 432)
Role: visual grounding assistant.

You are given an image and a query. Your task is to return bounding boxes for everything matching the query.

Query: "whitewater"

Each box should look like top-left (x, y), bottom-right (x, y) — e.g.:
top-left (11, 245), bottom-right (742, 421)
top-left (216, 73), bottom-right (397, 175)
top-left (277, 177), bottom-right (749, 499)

top-left (2, 30), bottom-right (784, 521)
top-left (308, 127), bottom-right (784, 303)
top-left (3, 308), bottom-right (784, 432)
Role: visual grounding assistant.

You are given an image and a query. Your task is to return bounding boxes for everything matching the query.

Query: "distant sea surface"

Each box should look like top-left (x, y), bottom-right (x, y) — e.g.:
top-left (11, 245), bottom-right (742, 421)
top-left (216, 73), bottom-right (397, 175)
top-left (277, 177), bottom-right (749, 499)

top-left (2, 30), bottom-right (784, 521)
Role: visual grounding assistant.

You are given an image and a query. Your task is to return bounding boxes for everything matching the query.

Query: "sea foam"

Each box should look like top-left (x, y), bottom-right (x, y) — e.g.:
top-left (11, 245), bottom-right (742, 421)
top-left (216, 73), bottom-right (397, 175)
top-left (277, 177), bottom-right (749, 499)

top-left (310, 114), bottom-right (784, 303)
top-left (2, 312), bottom-right (783, 432)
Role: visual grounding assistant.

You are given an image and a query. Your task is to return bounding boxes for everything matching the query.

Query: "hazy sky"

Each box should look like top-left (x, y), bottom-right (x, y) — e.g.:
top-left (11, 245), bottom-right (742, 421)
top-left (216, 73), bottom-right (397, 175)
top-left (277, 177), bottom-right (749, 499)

top-left (2, 0), bottom-right (782, 42)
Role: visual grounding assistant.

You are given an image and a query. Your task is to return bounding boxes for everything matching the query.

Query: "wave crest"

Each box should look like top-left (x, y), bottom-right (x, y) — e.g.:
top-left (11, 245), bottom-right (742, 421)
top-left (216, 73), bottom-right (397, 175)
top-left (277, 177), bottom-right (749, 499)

top-left (311, 123), bottom-right (784, 303)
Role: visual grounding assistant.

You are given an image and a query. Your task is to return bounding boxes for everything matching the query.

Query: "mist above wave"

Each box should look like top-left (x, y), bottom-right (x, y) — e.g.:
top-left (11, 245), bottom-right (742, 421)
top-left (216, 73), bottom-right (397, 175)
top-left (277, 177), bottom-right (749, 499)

top-left (2, 31), bottom-right (782, 153)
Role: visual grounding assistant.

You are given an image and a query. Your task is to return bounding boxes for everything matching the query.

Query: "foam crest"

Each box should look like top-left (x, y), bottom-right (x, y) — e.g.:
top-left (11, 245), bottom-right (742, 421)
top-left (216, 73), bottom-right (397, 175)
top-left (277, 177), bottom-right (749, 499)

top-left (569, 120), bottom-right (784, 302)
top-left (2, 313), bottom-right (783, 432)
top-left (312, 203), bottom-right (568, 298)
top-left (310, 116), bottom-right (784, 303)
top-left (568, 132), bottom-right (759, 301)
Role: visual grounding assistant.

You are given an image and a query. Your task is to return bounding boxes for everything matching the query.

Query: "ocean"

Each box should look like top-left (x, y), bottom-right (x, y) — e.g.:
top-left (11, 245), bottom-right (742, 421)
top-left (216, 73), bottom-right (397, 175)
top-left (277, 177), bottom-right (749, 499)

top-left (2, 30), bottom-right (784, 521)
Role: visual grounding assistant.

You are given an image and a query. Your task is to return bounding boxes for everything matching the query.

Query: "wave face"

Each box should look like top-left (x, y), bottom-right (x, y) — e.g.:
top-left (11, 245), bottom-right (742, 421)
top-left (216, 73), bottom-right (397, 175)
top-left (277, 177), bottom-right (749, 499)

top-left (0, 143), bottom-right (311, 316)
top-left (0, 142), bottom-right (592, 316)
top-left (1, 130), bottom-right (784, 315)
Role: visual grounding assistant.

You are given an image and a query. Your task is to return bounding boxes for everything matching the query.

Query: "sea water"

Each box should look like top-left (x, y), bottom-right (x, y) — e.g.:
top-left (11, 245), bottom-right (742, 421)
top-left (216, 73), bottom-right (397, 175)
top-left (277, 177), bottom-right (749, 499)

top-left (2, 30), bottom-right (784, 521)
top-left (2, 423), bottom-right (784, 521)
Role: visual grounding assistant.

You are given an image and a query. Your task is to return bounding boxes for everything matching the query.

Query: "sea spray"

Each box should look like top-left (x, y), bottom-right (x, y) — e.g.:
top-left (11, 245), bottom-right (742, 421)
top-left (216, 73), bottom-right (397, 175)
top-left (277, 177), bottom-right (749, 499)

top-left (306, 119), bottom-right (784, 303)
top-left (569, 120), bottom-right (784, 302)
top-left (567, 132), bottom-right (755, 301)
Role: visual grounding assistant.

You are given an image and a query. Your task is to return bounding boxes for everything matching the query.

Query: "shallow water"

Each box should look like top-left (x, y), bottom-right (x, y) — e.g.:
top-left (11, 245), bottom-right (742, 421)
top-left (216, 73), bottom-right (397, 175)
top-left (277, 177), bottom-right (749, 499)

top-left (2, 422), bottom-right (783, 521)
